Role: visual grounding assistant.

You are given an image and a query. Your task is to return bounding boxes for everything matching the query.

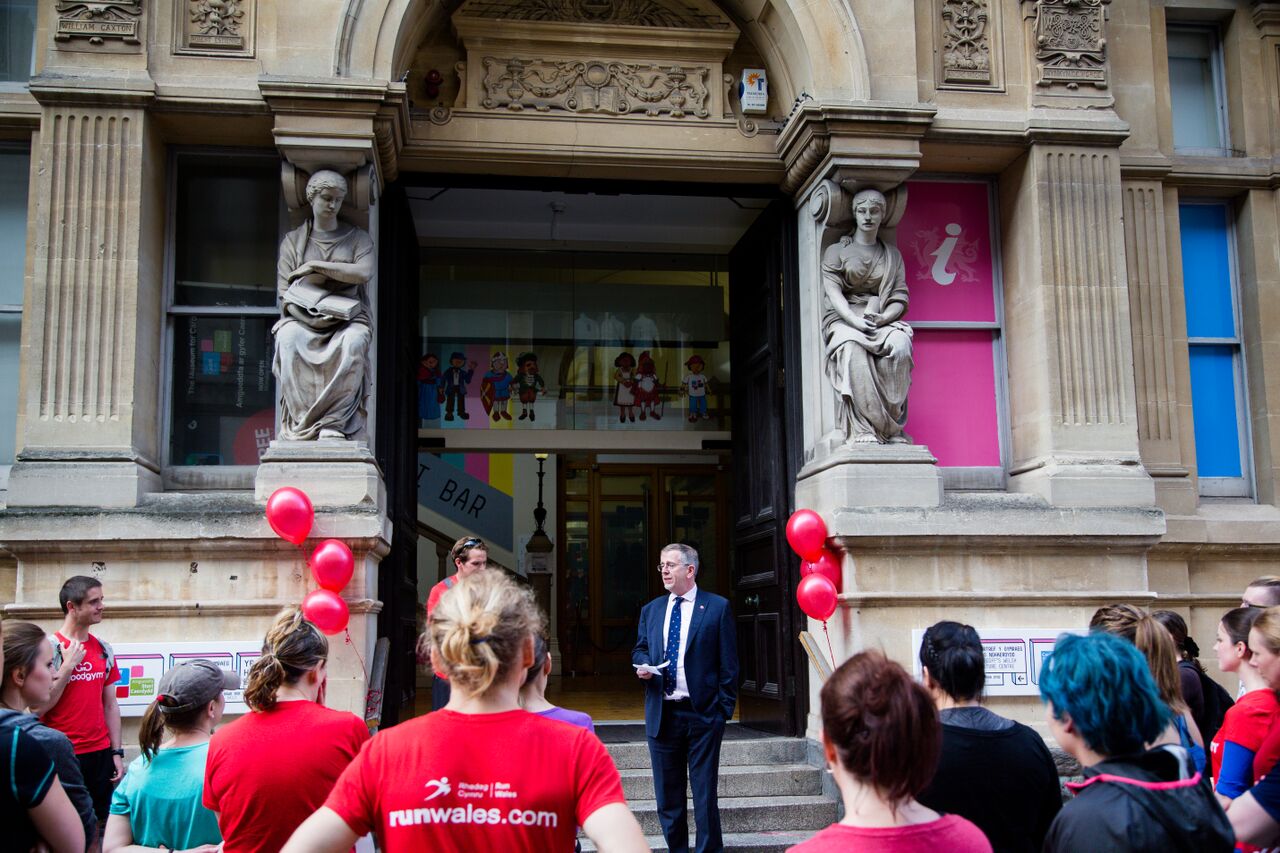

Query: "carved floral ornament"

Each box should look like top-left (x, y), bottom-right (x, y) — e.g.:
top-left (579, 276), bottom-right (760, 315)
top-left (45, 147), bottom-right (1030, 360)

top-left (56, 0), bottom-right (143, 44)
top-left (1023, 0), bottom-right (1111, 90)
top-left (940, 0), bottom-right (992, 85)
top-left (481, 57), bottom-right (711, 118)
top-left (179, 0), bottom-right (251, 54)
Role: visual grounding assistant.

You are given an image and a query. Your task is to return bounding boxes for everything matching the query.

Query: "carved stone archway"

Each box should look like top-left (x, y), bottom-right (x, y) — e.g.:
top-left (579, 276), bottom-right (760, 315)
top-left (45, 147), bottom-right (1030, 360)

top-left (336, 0), bottom-right (871, 104)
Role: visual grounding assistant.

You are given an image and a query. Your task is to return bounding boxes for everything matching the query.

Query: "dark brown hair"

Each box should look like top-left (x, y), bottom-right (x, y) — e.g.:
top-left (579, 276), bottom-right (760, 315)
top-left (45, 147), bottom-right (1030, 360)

top-left (137, 696), bottom-right (210, 762)
top-left (1, 621), bottom-right (50, 686)
top-left (820, 650), bottom-right (940, 808)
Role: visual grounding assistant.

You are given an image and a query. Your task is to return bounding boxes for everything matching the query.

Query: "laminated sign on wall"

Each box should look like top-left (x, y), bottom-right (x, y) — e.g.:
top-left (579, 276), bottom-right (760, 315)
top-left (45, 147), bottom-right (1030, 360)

top-left (910, 627), bottom-right (1085, 696)
top-left (111, 641), bottom-right (262, 716)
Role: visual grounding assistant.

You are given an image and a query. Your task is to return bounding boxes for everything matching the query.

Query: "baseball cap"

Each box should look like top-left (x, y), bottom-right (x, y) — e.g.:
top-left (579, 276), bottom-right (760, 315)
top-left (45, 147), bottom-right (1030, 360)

top-left (156, 659), bottom-right (240, 714)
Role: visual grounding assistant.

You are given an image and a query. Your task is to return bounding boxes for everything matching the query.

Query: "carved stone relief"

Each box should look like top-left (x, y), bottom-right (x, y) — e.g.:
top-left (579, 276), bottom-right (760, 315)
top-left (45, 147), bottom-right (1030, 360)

top-left (1024, 0), bottom-right (1111, 91)
top-left (457, 0), bottom-right (731, 29)
top-left (177, 0), bottom-right (253, 54)
top-left (940, 0), bottom-right (992, 86)
top-left (55, 0), bottom-right (143, 46)
top-left (480, 58), bottom-right (710, 118)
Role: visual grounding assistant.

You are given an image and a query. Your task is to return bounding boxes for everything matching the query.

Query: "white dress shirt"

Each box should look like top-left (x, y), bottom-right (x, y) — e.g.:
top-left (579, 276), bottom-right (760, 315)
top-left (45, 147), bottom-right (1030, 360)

top-left (661, 584), bottom-right (697, 701)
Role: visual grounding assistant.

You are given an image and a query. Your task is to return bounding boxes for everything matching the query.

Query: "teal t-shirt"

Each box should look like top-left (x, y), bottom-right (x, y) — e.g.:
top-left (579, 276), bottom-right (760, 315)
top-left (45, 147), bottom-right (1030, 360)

top-left (110, 742), bottom-right (221, 849)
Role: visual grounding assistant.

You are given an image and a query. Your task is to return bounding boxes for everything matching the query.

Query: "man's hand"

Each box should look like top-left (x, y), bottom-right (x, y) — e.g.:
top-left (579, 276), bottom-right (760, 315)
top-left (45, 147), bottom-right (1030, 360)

top-left (111, 753), bottom-right (123, 782)
top-left (636, 669), bottom-right (653, 680)
top-left (59, 638), bottom-right (86, 673)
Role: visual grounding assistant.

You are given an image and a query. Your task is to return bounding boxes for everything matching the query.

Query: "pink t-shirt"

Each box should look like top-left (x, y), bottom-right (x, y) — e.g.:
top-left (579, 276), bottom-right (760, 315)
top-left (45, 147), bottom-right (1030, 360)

top-left (788, 815), bottom-right (993, 853)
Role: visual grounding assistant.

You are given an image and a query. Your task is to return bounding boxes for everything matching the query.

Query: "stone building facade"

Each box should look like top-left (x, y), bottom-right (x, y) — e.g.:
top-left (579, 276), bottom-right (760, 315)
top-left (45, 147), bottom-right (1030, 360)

top-left (0, 0), bottom-right (1278, 740)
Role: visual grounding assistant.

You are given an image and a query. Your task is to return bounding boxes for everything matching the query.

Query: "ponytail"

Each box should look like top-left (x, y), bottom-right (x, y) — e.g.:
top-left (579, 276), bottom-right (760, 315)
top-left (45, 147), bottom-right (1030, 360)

top-left (137, 701), bottom-right (167, 761)
top-left (244, 606), bottom-right (328, 712)
top-left (1091, 604), bottom-right (1186, 713)
top-left (429, 569), bottom-right (542, 698)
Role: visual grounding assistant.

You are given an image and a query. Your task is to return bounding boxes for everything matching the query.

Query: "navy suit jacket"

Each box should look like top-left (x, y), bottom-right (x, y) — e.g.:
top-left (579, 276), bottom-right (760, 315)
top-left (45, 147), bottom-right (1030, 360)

top-left (633, 588), bottom-right (739, 738)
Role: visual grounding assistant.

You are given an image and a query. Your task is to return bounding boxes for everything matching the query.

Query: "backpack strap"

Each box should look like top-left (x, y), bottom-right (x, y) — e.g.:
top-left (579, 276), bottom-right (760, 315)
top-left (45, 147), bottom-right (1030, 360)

top-left (99, 638), bottom-right (115, 675)
top-left (48, 635), bottom-right (63, 672)
top-left (443, 576), bottom-right (456, 590)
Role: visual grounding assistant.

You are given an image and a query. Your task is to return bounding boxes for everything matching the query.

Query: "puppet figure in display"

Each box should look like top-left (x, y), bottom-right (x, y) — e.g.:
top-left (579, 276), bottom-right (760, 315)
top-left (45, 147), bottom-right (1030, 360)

top-left (514, 352), bottom-right (547, 422)
top-left (481, 351), bottom-right (515, 422)
top-left (634, 350), bottom-right (662, 421)
top-left (614, 351), bottom-right (637, 423)
top-left (417, 352), bottom-right (443, 424)
top-left (442, 351), bottom-right (477, 421)
top-left (681, 355), bottom-right (710, 422)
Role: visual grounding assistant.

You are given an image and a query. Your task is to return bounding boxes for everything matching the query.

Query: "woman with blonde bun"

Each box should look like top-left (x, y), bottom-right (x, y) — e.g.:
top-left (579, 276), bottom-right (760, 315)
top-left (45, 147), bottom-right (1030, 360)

top-left (203, 606), bottom-right (369, 853)
top-left (283, 568), bottom-right (647, 853)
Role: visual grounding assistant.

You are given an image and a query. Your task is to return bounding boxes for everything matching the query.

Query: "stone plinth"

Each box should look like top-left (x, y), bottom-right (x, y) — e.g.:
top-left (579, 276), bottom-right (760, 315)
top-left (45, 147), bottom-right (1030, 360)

top-left (255, 440), bottom-right (385, 510)
top-left (796, 443), bottom-right (943, 511)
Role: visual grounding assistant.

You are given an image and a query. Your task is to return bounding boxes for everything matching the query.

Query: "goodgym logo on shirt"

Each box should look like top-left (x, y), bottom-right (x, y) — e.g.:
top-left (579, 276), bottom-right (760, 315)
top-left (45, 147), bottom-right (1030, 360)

top-left (68, 659), bottom-right (106, 684)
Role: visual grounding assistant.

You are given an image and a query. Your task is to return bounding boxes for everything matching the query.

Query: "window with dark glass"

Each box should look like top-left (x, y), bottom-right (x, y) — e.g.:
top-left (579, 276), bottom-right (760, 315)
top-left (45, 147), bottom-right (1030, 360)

top-left (0, 148), bottom-right (29, 478)
top-left (1168, 25), bottom-right (1230, 155)
top-left (0, 0), bottom-right (37, 83)
top-left (166, 152), bottom-right (282, 468)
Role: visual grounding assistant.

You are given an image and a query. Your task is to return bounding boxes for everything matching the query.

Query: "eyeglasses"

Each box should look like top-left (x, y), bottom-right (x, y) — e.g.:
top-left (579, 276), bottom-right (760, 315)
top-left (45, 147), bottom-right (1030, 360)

top-left (656, 562), bottom-right (686, 572)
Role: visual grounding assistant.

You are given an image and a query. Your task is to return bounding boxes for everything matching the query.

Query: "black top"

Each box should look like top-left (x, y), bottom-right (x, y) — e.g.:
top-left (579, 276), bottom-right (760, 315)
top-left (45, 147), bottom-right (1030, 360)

top-left (1043, 748), bottom-right (1234, 852)
top-left (0, 711), bottom-right (57, 853)
top-left (917, 713), bottom-right (1062, 853)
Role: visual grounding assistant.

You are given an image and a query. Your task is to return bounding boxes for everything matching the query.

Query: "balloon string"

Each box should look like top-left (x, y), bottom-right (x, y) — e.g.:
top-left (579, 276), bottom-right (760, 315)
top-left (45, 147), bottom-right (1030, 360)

top-left (345, 628), bottom-right (369, 685)
top-left (823, 621), bottom-right (836, 671)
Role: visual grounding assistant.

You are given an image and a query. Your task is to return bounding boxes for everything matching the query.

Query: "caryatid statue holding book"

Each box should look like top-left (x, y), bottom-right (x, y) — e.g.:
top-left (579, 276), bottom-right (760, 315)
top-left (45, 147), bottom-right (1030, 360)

top-left (821, 188), bottom-right (914, 444)
top-left (273, 169), bottom-right (374, 441)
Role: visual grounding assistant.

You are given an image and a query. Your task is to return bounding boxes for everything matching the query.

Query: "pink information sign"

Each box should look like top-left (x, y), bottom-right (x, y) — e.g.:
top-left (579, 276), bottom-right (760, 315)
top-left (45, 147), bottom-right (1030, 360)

top-left (896, 181), bottom-right (996, 323)
top-left (907, 329), bottom-right (1001, 467)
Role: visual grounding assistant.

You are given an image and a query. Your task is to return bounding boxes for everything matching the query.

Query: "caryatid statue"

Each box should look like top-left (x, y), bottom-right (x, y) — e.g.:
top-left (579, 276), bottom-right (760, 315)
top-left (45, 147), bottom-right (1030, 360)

top-left (820, 188), bottom-right (914, 444)
top-left (272, 169), bottom-right (374, 441)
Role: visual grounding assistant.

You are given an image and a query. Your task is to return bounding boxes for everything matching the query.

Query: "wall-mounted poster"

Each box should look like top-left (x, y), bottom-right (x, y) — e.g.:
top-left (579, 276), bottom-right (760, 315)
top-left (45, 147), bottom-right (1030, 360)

top-left (112, 641), bottom-right (261, 716)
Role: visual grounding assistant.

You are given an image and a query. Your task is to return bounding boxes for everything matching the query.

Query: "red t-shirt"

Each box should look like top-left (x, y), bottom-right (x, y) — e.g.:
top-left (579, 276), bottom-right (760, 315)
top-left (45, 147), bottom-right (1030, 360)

top-left (1211, 688), bottom-right (1280, 786)
top-left (788, 815), bottom-right (993, 852)
top-left (203, 700), bottom-right (370, 853)
top-left (1254, 712), bottom-right (1280, 780)
top-left (325, 709), bottom-right (626, 852)
top-left (40, 632), bottom-right (118, 754)
top-left (425, 576), bottom-right (457, 678)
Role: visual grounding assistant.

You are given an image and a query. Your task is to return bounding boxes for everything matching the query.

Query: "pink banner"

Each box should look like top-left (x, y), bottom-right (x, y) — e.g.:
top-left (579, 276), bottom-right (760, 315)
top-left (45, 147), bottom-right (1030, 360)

top-left (906, 330), bottom-right (1002, 467)
top-left (897, 181), bottom-right (996, 323)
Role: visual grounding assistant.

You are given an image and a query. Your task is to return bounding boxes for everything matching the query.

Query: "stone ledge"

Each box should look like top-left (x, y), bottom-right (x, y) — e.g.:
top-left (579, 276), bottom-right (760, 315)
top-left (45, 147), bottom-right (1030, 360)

top-left (836, 589), bottom-right (1158, 607)
top-left (2, 597), bottom-right (383, 620)
top-left (826, 491), bottom-right (1165, 549)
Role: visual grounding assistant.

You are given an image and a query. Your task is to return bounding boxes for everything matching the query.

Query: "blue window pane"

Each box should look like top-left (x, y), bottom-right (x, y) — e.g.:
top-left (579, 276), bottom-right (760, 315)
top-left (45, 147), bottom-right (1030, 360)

top-left (1179, 204), bottom-right (1235, 339)
top-left (1189, 345), bottom-right (1242, 478)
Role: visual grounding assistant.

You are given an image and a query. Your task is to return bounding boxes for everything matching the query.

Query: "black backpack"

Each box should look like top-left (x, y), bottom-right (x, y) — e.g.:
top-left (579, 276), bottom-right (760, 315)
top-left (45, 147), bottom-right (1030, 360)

top-left (1197, 668), bottom-right (1235, 747)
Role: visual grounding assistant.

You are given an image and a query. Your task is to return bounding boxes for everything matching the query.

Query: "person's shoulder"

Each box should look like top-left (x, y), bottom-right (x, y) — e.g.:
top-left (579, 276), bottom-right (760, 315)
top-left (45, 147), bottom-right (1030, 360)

top-left (22, 720), bottom-right (75, 757)
top-left (934, 814), bottom-right (995, 851)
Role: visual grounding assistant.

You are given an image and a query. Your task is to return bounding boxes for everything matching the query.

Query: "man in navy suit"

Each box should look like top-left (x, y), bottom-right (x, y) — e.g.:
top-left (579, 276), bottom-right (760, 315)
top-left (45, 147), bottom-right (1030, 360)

top-left (633, 543), bottom-right (739, 853)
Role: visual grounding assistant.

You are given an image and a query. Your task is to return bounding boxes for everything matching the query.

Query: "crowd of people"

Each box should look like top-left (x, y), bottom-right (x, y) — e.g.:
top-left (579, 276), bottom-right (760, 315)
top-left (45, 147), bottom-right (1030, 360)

top-left (11, 559), bottom-right (1280, 851)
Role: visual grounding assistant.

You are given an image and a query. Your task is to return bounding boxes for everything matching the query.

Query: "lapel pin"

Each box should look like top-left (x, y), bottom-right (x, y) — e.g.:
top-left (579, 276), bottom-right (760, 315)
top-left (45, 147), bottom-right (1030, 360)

top-left (699, 604), bottom-right (705, 610)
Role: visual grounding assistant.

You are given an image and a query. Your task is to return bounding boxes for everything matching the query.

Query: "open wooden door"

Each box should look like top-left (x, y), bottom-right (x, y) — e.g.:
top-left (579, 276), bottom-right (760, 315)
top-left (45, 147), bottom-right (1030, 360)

top-left (375, 181), bottom-right (421, 726)
top-left (729, 199), bottom-right (806, 735)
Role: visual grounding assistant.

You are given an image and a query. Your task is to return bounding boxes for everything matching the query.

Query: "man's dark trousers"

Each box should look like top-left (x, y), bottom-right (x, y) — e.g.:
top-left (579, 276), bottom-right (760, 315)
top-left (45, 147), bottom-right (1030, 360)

top-left (648, 698), bottom-right (726, 852)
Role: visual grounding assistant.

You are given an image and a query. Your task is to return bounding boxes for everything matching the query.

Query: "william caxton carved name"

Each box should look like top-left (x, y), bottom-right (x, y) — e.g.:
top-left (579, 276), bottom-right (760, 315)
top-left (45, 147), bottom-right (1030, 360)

top-left (56, 0), bottom-right (143, 44)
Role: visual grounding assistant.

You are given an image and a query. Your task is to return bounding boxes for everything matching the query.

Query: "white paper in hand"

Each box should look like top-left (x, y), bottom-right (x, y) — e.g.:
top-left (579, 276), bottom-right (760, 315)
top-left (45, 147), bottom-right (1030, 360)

top-left (633, 661), bottom-right (670, 676)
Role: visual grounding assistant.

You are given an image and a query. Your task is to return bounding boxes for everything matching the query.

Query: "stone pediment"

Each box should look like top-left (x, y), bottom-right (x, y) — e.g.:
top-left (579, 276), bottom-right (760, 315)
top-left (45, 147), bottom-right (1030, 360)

top-left (453, 0), bottom-right (734, 30)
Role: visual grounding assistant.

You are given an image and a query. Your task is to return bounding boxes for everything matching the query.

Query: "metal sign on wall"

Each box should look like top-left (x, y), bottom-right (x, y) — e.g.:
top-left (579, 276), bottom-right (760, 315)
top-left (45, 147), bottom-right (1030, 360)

top-left (111, 641), bottom-right (261, 717)
top-left (910, 627), bottom-right (1085, 696)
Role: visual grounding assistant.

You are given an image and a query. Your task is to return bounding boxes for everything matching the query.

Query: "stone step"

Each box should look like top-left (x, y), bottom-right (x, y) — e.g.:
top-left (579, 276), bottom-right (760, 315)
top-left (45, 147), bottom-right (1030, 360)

top-left (604, 737), bottom-right (808, 771)
top-left (624, 794), bottom-right (837, 836)
top-left (619, 764), bottom-right (824, 800)
top-left (580, 830), bottom-right (819, 852)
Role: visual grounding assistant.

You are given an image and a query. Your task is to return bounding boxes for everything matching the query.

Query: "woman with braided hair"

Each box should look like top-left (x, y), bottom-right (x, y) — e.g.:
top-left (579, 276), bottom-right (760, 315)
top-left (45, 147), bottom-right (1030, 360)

top-left (203, 606), bottom-right (368, 852)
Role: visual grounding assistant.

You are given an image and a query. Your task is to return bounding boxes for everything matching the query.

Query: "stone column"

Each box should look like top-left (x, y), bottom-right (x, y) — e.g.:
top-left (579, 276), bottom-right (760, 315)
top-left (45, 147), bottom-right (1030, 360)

top-left (1000, 142), bottom-right (1155, 507)
top-left (8, 81), bottom-right (164, 507)
top-left (1122, 180), bottom-right (1196, 514)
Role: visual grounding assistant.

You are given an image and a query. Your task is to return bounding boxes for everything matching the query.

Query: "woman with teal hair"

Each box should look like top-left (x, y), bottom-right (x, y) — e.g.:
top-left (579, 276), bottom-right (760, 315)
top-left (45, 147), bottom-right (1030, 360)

top-left (1039, 631), bottom-right (1232, 852)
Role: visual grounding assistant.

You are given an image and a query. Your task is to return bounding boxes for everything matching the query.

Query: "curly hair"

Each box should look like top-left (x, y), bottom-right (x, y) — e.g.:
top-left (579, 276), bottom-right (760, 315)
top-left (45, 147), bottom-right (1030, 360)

top-left (304, 169), bottom-right (348, 204)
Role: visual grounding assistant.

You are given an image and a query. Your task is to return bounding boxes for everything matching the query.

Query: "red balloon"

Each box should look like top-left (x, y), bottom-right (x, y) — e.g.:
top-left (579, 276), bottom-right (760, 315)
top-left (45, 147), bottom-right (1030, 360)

top-left (803, 548), bottom-right (842, 592)
top-left (266, 487), bottom-right (314, 545)
top-left (310, 539), bottom-right (355, 592)
top-left (796, 573), bottom-right (838, 622)
top-left (786, 509), bottom-right (828, 562)
top-left (302, 589), bottom-right (350, 635)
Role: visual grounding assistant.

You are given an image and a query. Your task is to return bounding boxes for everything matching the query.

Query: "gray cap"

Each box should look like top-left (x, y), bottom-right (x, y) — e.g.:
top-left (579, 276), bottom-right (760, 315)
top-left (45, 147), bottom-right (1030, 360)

top-left (156, 659), bottom-right (240, 714)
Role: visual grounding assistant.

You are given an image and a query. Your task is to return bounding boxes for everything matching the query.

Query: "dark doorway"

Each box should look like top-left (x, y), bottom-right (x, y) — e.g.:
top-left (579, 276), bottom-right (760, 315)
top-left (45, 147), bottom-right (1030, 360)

top-left (729, 200), bottom-right (806, 736)
top-left (375, 181), bottom-right (422, 726)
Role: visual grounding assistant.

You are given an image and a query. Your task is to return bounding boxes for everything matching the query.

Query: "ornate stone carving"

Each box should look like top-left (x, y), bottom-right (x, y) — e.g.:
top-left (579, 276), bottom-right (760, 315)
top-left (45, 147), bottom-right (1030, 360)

top-left (940, 0), bottom-right (992, 85)
top-left (177, 0), bottom-right (252, 54)
top-left (55, 0), bottom-right (143, 45)
top-left (480, 57), bottom-right (710, 118)
top-left (1025, 0), bottom-right (1110, 90)
top-left (457, 0), bottom-right (731, 29)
